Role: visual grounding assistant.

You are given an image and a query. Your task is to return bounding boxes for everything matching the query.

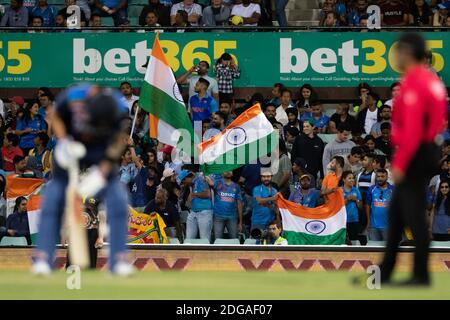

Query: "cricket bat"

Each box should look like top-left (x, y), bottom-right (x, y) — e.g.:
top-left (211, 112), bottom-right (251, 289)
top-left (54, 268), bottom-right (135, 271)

top-left (64, 146), bottom-right (90, 269)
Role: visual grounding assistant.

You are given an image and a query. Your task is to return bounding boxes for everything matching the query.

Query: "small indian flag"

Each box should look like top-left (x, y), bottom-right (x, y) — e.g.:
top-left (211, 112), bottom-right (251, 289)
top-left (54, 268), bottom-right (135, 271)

top-left (6, 176), bottom-right (44, 245)
top-left (276, 190), bottom-right (347, 245)
top-left (198, 104), bottom-right (277, 174)
top-left (139, 33), bottom-right (193, 148)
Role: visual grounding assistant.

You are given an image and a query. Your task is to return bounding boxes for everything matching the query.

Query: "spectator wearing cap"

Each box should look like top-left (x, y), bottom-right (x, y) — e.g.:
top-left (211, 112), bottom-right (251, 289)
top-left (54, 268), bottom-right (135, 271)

top-left (251, 170), bottom-right (279, 233)
top-left (92, 0), bottom-right (128, 27)
top-left (139, 0), bottom-right (170, 27)
top-left (170, 0), bottom-right (202, 26)
top-left (433, 2), bottom-right (450, 26)
top-left (0, 0), bottom-right (29, 27)
top-left (5, 96), bottom-right (25, 131)
top-left (160, 167), bottom-right (180, 207)
top-left (275, 89), bottom-right (295, 126)
top-left (300, 101), bottom-right (329, 134)
top-left (185, 170), bottom-right (213, 242)
top-left (15, 102), bottom-right (47, 155)
top-left (2, 133), bottom-right (23, 172)
top-left (289, 174), bottom-right (320, 208)
top-left (30, 0), bottom-right (57, 26)
top-left (322, 123), bottom-right (355, 175)
top-left (161, 145), bottom-right (183, 174)
top-left (291, 120), bottom-right (325, 181)
top-left (190, 77), bottom-right (219, 123)
top-left (291, 157), bottom-right (316, 192)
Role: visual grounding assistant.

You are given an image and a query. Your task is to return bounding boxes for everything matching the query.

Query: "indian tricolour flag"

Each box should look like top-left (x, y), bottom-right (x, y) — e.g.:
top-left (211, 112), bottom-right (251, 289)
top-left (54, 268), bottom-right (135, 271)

top-left (276, 190), bottom-right (347, 245)
top-left (198, 104), bottom-right (278, 174)
top-left (6, 176), bottom-right (44, 244)
top-left (139, 33), bottom-right (193, 148)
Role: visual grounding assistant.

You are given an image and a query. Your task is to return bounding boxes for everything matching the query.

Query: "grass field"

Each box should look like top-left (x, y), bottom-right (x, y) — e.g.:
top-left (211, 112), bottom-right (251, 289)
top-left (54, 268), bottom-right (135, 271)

top-left (1, 270), bottom-right (450, 300)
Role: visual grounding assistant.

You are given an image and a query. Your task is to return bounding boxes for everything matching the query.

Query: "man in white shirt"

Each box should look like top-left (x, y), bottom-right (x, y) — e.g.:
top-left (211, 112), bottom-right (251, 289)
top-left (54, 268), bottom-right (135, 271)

top-left (176, 60), bottom-right (219, 106)
top-left (384, 82), bottom-right (400, 108)
top-left (120, 81), bottom-right (139, 114)
top-left (230, 0), bottom-right (260, 26)
top-left (170, 0), bottom-right (202, 26)
top-left (275, 89), bottom-right (294, 126)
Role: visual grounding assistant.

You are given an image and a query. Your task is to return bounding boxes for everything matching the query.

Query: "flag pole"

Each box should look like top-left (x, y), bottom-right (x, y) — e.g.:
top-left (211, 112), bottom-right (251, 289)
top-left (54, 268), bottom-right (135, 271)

top-left (130, 106), bottom-right (140, 138)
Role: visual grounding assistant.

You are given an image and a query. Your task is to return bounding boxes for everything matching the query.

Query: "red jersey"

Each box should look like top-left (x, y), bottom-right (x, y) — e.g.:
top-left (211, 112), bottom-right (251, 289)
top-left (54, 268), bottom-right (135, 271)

top-left (391, 65), bottom-right (448, 173)
top-left (2, 146), bottom-right (24, 172)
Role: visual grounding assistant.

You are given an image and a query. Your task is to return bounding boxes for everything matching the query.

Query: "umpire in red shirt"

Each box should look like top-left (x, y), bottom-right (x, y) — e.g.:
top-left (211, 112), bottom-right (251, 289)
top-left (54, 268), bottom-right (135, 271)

top-left (378, 33), bottom-right (448, 286)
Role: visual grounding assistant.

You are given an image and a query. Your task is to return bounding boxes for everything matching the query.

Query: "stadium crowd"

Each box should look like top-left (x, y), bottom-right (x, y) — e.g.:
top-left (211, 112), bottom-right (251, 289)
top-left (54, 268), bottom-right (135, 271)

top-left (0, 55), bottom-right (449, 245)
top-left (1, 0), bottom-right (450, 31)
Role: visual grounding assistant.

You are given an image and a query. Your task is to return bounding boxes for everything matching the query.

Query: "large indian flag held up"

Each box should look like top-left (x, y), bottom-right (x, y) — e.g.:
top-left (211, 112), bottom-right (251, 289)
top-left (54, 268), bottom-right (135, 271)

top-left (6, 176), bottom-right (44, 244)
top-left (198, 104), bottom-right (277, 174)
top-left (139, 33), bottom-right (194, 148)
top-left (276, 189), bottom-right (347, 245)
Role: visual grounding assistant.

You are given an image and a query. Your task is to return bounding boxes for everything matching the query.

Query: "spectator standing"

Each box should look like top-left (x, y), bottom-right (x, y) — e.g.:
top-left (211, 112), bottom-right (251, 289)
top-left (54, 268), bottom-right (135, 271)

top-left (190, 78), bottom-right (219, 123)
top-left (139, 0), bottom-right (170, 26)
top-left (291, 120), bottom-right (325, 181)
top-left (289, 174), bottom-right (320, 208)
top-left (206, 172), bottom-right (243, 240)
top-left (380, 0), bottom-right (409, 26)
top-left (2, 133), bottom-right (23, 172)
top-left (251, 171), bottom-right (278, 232)
top-left (357, 92), bottom-right (380, 134)
top-left (120, 82), bottom-right (139, 114)
top-left (131, 165), bottom-right (159, 211)
top-left (409, 0), bottom-right (432, 26)
top-left (4, 197), bottom-right (31, 245)
top-left (177, 60), bottom-right (219, 105)
top-left (329, 103), bottom-right (357, 134)
top-left (430, 180), bottom-right (450, 241)
top-left (321, 156), bottom-right (344, 202)
top-left (15, 103), bottom-right (47, 155)
top-left (214, 53), bottom-right (240, 103)
top-left (341, 171), bottom-right (362, 242)
top-left (38, 93), bottom-right (53, 120)
top-left (275, 89), bottom-right (295, 126)
top-left (384, 82), bottom-right (401, 108)
top-left (347, 0), bottom-right (368, 26)
top-left (300, 101), bottom-right (329, 134)
top-left (230, 0), bottom-right (261, 27)
top-left (366, 169), bottom-right (394, 241)
top-left (267, 83), bottom-right (285, 107)
top-left (119, 146), bottom-right (139, 188)
top-left (275, 0), bottom-right (288, 27)
top-left (0, 0), bottom-right (28, 27)
top-left (296, 84), bottom-right (318, 117)
top-left (144, 188), bottom-right (182, 241)
top-left (283, 108), bottom-right (301, 141)
top-left (92, 0), bottom-right (128, 27)
top-left (30, 0), bottom-right (57, 26)
top-left (356, 153), bottom-right (376, 201)
top-left (322, 123), bottom-right (355, 175)
top-left (170, 0), bottom-right (202, 26)
top-left (272, 140), bottom-right (292, 198)
top-left (186, 171), bottom-right (213, 242)
top-left (202, 0), bottom-right (230, 26)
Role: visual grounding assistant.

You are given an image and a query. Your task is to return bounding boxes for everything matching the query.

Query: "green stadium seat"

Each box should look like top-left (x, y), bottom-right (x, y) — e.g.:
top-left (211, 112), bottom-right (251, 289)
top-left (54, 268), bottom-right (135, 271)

top-left (430, 241), bottom-right (450, 248)
top-left (128, 5), bottom-right (144, 18)
top-left (0, 236), bottom-right (28, 246)
top-left (243, 239), bottom-right (257, 245)
top-left (132, 0), bottom-right (150, 5)
top-left (366, 240), bottom-right (386, 247)
top-left (183, 238), bottom-right (210, 244)
top-left (214, 238), bottom-right (240, 245)
top-left (102, 16), bottom-right (115, 26)
top-left (129, 16), bottom-right (139, 26)
top-left (47, 0), bottom-right (65, 5)
top-left (168, 238), bottom-right (180, 244)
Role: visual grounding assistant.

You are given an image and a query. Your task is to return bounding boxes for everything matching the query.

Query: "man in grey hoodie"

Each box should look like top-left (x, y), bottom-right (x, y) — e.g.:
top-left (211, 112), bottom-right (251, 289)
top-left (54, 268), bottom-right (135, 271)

top-left (322, 123), bottom-right (355, 174)
top-left (201, 0), bottom-right (230, 26)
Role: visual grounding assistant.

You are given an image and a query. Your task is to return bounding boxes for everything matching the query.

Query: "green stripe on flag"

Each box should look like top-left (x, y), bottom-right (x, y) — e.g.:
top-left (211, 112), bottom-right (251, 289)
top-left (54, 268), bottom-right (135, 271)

top-left (201, 131), bottom-right (278, 175)
top-left (139, 81), bottom-right (193, 135)
top-left (283, 228), bottom-right (347, 245)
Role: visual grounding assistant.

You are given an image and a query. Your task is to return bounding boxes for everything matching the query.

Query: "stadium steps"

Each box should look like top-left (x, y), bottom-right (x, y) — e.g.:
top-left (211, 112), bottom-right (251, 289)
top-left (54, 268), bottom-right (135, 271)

top-left (214, 238), bottom-right (240, 245)
top-left (183, 238), bottom-right (210, 244)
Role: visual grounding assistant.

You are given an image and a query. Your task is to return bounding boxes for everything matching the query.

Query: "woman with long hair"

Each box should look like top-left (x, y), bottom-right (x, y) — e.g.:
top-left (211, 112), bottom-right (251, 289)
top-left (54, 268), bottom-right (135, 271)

top-left (296, 84), bottom-right (318, 117)
top-left (14, 103), bottom-right (48, 155)
top-left (340, 171), bottom-right (362, 242)
top-left (5, 196), bottom-right (31, 245)
top-left (430, 180), bottom-right (450, 241)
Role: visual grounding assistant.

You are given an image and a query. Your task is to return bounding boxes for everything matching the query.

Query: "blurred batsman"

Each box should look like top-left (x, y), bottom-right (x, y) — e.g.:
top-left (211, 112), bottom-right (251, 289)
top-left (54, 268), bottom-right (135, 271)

top-left (378, 33), bottom-right (447, 286)
top-left (32, 84), bottom-right (134, 276)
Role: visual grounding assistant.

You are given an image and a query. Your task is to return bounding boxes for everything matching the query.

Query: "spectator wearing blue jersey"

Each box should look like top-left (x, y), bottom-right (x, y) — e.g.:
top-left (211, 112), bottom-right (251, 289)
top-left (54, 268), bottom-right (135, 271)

top-left (15, 103), bottom-right (47, 155)
top-left (130, 163), bottom-right (159, 211)
top-left (251, 170), bottom-right (279, 233)
top-left (30, 0), bottom-right (57, 26)
top-left (190, 77), bottom-right (219, 123)
top-left (118, 146), bottom-right (139, 189)
top-left (206, 171), bottom-right (243, 240)
top-left (341, 171), bottom-right (362, 242)
top-left (300, 101), bottom-right (329, 134)
top-left (288, 174), bottom-right (320, 208)
top-left (93, 0), bottom-right (128, 26)
top-left (366, 169), bottom-right (394, 241)
top-left (186, 171), bottom-right (213, 242)
top-left (37, 93), bottom-right (53, 120)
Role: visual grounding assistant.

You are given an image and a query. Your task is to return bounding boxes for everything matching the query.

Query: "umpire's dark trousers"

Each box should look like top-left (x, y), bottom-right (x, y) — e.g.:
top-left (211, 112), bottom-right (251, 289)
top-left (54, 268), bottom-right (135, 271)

top-left (379, 142), bottom-right (439, 282)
